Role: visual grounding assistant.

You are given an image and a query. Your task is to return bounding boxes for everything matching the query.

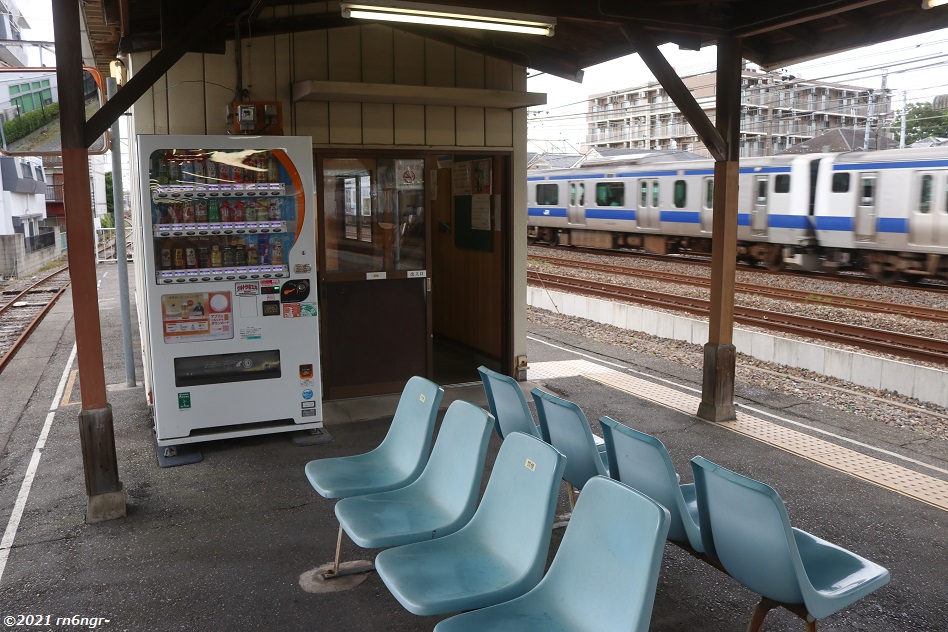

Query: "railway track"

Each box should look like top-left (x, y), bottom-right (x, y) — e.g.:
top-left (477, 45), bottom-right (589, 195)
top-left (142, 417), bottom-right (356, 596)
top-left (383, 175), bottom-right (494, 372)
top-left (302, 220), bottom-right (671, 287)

top-left (0, 266), bottom-right (72, 374)
top-left (527, 270), bottom-right (948, 366)
top-left (529, 254), bottom-right (948, 323)
top-left (530, 243), bottom-right (948, 293)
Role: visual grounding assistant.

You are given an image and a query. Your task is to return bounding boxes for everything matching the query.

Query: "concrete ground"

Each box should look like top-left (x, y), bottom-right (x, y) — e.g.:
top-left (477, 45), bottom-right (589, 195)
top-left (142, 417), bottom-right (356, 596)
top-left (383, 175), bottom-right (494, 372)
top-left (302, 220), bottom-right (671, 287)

top-left (1, 263), bottom-right (946, 631)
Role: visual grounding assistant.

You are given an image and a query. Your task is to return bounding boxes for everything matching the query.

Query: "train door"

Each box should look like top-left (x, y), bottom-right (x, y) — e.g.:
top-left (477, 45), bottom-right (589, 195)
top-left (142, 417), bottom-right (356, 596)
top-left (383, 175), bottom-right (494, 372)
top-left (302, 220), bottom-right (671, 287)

top-left (567, 180), bottom-right (587, 225)
top-left (853, 172), bottom-right (877, 242)
top-left (752, 176), bottom-right (769, 236)
top-left (700, 177), bottom-right (713, 233)
top-left (910, 172), bottom-right (938, 247)
top-left (637, 179), bottom-right (660, 229)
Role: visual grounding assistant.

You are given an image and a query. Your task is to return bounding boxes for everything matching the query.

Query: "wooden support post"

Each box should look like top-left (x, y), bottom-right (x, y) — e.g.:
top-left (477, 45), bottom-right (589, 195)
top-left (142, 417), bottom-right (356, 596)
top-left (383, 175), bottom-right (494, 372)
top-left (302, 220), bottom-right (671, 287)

top-left (53, 0), bottom-right (126, 522)
top-left (697, 36), bottom-right (742, 423)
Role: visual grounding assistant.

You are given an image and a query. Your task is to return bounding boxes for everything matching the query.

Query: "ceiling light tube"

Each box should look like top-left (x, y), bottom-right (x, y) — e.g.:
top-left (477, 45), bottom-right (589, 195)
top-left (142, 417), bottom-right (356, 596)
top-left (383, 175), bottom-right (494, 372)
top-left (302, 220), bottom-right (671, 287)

top-left (340, 1), bottom-right (556, 36)
top-left (923, 0), bottom-right (948, 8)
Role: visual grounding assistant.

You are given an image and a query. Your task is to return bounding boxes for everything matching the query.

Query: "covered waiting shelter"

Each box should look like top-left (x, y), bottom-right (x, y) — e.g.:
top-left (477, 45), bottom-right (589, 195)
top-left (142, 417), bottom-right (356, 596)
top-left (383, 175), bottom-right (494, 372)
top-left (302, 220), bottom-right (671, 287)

top-left (57, 0), bottom-right (948, 518)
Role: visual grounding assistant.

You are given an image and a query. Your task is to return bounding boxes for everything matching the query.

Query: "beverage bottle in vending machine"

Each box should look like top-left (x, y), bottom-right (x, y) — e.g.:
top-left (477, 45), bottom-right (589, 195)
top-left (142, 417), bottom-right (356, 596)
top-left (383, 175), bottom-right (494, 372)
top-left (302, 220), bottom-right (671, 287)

top-left (191, 154), bottom-right (206, 181)
top-left (206, 158), bottom-right (218, 180)
top-left (220, 201), bottom-right (233, 222)
top-left (246, 241), bottom-right (259, 265)
top-left (267, 155), bottom-right (279, 181)
top-left (182, 201), bottom-right (195, 224)
top-left (222, 245), bottom-right (235, 267)
top-left (234, 243), bottom-right (247, 266)
top-left (157, 156), bottom-right (169, 185)
top-left (257, 236), bottom-right (269, 264)
top-left (243, 201), bottom-right (256, 222)
top-left (210, 244), bottom-right (222, 267)
top-left (197, 246), bottom-right (210, 268)
top-left (268, 199), bottom-right (281, 221)
top-left (160, 248), bottom-right (172, 269)
top-left (208, 199), bottom-right (220, 223)
top-left (174, 248), bottom-right (185, 269)
top-left (233, 200), bottom-right (245, 223)
top-left (167, 155), bottom-right (181, 182)
top-left (194, 200), bottom-right (208, 223)
top-left (271, 237), bottom-right (284, 265)
top-left (185, 247), bottom-right (198, 269)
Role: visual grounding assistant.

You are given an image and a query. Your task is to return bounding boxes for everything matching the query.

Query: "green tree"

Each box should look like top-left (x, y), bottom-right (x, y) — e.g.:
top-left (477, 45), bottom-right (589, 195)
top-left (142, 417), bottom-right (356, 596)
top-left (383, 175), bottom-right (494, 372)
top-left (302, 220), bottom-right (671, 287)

top-left (892, 102), bottom-right (948, 145)
top-left (105, 171), bottom-right (113, 216)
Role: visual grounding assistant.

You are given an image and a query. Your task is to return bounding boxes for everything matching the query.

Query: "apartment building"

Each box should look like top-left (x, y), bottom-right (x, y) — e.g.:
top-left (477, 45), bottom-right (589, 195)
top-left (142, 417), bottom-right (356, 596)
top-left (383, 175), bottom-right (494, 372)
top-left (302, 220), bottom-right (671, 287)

top-left (586, 67), bottom-right (892, 157)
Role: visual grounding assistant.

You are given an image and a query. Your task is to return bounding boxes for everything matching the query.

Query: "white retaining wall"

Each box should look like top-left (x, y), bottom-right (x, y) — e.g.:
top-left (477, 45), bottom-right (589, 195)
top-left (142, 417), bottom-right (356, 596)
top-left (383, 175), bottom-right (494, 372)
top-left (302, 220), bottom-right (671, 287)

top-left (527, 286), bottom-right (948, 409)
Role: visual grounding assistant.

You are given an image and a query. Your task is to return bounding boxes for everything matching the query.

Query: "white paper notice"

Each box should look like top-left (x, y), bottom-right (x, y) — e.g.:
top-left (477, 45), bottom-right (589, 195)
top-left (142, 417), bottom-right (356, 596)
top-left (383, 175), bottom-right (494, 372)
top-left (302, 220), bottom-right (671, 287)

top-left (471, 194), bottom-right (491, 230)
top-left (452, 162), bottom-right (473, 196)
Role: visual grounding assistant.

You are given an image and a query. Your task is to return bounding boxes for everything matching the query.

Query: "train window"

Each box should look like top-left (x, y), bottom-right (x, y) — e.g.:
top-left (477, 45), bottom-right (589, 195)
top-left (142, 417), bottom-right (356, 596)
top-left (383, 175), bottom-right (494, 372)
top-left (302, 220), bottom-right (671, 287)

top-left (756, 179), bottom-right (767, 204)
top-left (578, 183), bottom-right (585, 206)
top-left (704, 179), bottom-right (714, 209)
top-left (919, 175), bottom-right (933, 214)
top-left (651, 182), bottom-right (659, 207)
top-left (832, 173), bottom-right (850, 193)
top-left (775, 174), bottom-right (790, 193)
top-left (859, 175), bottom-right (876, 206)
top-left (673, 180), bottom-right (687, 208)
top-left (640, 181), bottom-right (648, 206)
top-left (596, 182), bottom-right (624, 206)
top-left (536, 183), bottom-right (558, 206)
top-left (570, 183), bottom-right (576, 206)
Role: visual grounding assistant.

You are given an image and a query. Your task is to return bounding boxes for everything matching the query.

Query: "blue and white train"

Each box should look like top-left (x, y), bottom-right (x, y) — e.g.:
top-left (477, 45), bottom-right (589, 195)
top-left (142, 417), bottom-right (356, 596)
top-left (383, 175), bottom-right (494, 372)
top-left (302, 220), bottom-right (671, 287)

top-left (527, 147), bottom-right (948, 283)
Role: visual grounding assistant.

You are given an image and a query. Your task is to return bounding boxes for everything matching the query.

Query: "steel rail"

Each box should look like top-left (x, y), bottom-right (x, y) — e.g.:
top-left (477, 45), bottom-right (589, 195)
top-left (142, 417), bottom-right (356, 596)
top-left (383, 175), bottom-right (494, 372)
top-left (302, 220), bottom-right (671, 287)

top-left (528, 271), bottom-right (948, 366)
top-left (0, 267), bottom-right (72, 374)
top-left (0, 265), bottom-right (69, 316)
top-left (529, 254), bottom-right (948, 323)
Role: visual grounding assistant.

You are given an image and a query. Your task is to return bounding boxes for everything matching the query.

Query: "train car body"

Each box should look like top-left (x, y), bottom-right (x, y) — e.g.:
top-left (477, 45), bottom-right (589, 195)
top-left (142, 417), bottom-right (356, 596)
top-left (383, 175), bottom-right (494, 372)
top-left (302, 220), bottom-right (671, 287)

top-left (527, 147), bottom-right (948, 283)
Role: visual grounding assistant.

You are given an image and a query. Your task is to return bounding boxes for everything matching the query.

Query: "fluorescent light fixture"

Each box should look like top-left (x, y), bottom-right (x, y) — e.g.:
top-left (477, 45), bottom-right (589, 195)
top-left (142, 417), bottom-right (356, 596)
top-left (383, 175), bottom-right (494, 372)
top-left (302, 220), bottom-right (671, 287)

top-left (340, 1), bottom-right (556, 36)
top-left (923, 0), bottom-right (948, 8)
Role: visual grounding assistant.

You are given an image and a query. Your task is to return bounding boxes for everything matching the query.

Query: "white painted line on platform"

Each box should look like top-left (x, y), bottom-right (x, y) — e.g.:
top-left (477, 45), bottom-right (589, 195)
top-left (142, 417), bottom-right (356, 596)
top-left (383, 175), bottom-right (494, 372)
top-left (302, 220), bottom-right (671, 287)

top-left (0, 343), bottom-right (77, 585)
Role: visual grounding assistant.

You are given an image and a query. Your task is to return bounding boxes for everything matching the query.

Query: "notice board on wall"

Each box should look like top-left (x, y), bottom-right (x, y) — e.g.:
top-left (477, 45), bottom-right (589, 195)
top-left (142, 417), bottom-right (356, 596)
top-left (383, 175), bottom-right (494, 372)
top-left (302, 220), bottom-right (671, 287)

top-left (452, 156), bottom-right (493, 252)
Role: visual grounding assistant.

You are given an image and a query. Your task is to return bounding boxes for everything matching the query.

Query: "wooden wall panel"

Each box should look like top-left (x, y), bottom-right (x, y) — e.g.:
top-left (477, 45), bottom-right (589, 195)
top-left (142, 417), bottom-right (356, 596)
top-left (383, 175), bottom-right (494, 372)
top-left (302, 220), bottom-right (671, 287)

top-left (129, 52), bottom-right (155, 135)
top-left (455, 49), bottom-right (485, 89)
top-left (394, 104), bottom-right (424, 145)
top-left (329, 102), bottom-right (362, 144)
top-left (456, 107), bottom-right (485, 146)
top-left (485, 57), bottom-right (514, 91)
top-left (203, 43), bottom-right (235, 135)
top-left (425, 40), bottom-right (455, 87)
top-left (292, 28), bottom-right (328, 141)
top-left (425, 106), bottom-right (455, 146)
top-left (328, 27), bottom-right (362, 81)
top-left (166, 54), bottom-right (206, 135)
top-left (393, 31), bottom-right (425, 85)
top-left (363, 103), bottom-right (394, 144)
top-left (361, 25), bottom-right (394, 84)
top-left (485, 108), bottom-right (513, 147)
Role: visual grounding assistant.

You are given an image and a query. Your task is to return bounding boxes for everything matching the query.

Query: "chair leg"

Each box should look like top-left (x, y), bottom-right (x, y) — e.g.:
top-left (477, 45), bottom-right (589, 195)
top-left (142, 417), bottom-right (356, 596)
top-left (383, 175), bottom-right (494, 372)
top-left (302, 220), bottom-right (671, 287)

top-left (747, 597), bottom-right (778, 632)
top-left (321, 523), bottom-right (375, 580)
top-left (326, 523), bottom-right (344, 578)
top-left (566, 483), bottom-right (577, 510)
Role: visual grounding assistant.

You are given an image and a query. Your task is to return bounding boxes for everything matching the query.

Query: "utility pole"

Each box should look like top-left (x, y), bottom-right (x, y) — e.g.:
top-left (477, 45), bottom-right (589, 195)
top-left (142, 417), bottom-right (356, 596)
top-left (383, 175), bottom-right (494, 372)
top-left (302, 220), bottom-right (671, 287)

top-left (900, 91), bottom-right (908, 149)
top-left (862, 89), bottom-right (874, 151)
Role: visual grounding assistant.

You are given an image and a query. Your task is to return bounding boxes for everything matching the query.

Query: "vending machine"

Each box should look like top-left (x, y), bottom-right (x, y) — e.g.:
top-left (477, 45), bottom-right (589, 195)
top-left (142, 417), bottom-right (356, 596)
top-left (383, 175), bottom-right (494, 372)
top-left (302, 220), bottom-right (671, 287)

top-left (135, 135), bottom-right (322, 446)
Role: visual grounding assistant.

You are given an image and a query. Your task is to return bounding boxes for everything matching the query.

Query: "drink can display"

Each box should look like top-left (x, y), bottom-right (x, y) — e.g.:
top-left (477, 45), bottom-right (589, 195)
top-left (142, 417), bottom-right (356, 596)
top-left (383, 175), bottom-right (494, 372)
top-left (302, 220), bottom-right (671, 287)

top-left (191, 155), bottom-right (205, 181)
top-left (270, 237), bottom-right (283, 265)
top-left (243, 201), bottom-right (256, 222)
top-left (268, 199), bottom-right (281, 221)
top-left (255, 199), bottom-right (269, 221)
top-left (257, 236), bottom-right (269, 264)
top-left (233, 162), bottom-right (243, 183)
top-left (181, 160), bottom-right (193, 182)
top-left (168, 203), bottom-right (181, 223)
top-left (246, 241), bottom-right (259, 265)
top-left (208, 199), bottom-right (220, 222)
top-left (233, 200), bottom-right (245, 223)
top-left (267, 155), bottom-right (279, 181)
top-left (182, 201), bottom-right (195, 224)
top-left (206, 158), bottom-right (218, 180)
top-left (220, 201), bottom-right (233, 222)
top-left (255, 155), bottom-right (267, 183)
top-left (168, 157), bottom-right (180, 182)
top-left (210, 245), bottom-right (222, 267)
top-left (222, 246), bottom-right (235, 267)
top-left (197, 246), bottom-right (210, 268)
top-left (194, 201), bottom-right (208, 223)
top-left (235, 244), bottom-right (246, 266)
top-left (185, 247), bottom-right (197, 269)
top-left (174, 248), bottom-right (185, 269)
top-left (160, 248), bottom-right (172, 269)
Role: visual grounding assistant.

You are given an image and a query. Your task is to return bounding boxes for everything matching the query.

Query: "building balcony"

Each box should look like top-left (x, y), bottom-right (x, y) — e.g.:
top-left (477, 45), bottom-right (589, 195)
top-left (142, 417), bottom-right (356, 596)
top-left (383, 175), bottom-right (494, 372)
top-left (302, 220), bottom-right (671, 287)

top-left (46, 183), bottom-right (64, 202)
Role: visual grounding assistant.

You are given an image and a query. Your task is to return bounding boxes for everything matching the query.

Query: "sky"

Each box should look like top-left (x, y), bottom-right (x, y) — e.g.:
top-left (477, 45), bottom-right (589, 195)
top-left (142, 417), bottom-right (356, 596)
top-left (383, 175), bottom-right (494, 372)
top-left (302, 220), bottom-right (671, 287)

top-left (527, 27), bottom-right (948, 152)
top-left (15, 1), bottom-right (948, 153)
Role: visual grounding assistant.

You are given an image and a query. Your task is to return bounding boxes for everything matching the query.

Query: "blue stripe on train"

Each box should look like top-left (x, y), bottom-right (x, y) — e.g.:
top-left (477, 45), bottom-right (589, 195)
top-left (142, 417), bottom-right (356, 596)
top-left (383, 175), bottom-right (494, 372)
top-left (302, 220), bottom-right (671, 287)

top-left (527, 207), bottom-right (568, 218)
top-left (586, 209), bottom-right (637, 221)
top-left (833, 159), bottom-right (948, 171)
top-left (812, 216), bottom-right (909, 233)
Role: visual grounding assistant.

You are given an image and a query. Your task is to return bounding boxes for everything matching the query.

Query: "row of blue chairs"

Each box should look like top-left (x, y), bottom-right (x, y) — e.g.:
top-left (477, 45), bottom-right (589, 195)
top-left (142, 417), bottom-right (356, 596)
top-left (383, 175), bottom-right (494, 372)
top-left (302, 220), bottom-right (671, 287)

top-left (304, 375), bottom-right (671, 631)
top-left (478, 366), bottom-right (891, 632)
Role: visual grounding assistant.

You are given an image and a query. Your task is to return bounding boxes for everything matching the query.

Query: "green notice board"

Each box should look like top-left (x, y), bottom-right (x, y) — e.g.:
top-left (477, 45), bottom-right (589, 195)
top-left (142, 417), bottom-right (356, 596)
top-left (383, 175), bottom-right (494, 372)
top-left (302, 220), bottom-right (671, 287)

top-left (453, 156), bottom-right (493, 252)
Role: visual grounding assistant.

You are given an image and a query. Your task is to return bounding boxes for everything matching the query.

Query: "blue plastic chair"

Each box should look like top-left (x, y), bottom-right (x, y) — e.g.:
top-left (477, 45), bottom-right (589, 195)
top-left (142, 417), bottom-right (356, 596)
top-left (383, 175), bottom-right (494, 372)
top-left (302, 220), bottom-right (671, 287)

top-left (599, 416), bottom-right (704, 553)
top-left (433, 476), bottom-right (671, 632)
top-left (374, 432), bottom-right (566, 616)
top-left (532, 388), bottom-right (609, 509)
top-left (304, 376), bottom-right (443, 499)
top-left (334, 400), bottom-right (494, 549)
top-left (691, 456), bottom-right (891, 631)
top-left (478, 365), bottom-right (541, 440)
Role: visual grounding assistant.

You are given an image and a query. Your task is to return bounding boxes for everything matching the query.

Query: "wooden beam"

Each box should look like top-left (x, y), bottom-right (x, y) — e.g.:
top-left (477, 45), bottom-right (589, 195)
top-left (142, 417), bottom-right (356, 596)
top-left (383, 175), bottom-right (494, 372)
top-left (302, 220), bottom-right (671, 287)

top-left (293, 80), bottom-right (546, 108)
top-left (620, 22), bottom-right (726, 161)
top-left (85, 0), bottom-right (232, 147)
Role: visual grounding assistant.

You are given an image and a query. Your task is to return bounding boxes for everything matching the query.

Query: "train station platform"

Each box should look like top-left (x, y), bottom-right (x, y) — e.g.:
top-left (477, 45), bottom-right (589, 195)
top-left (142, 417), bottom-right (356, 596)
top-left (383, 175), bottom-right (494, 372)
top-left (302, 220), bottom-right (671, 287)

top-left (1, 263), bottom-right (947, 631)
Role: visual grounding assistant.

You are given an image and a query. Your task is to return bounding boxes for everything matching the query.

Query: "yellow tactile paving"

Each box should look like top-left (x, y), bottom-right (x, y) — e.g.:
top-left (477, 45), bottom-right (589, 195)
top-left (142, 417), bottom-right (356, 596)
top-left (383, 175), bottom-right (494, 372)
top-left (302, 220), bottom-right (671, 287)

top-left (529, 360), bottom-right (948, 512)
